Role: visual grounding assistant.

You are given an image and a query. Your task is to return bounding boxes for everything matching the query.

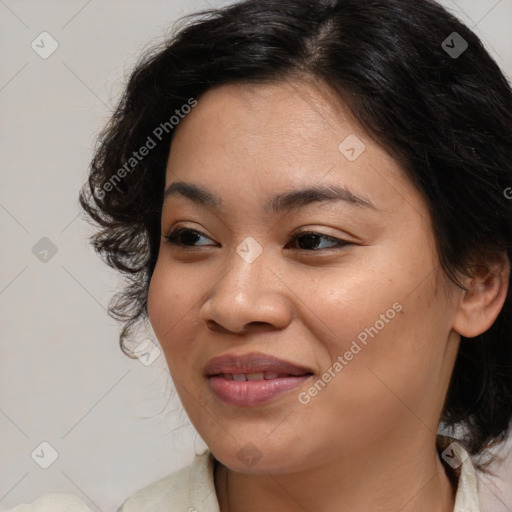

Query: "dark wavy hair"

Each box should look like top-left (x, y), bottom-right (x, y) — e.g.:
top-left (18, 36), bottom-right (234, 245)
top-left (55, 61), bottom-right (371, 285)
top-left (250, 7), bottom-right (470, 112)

top-left (79, 0), bottom-right (512, 471)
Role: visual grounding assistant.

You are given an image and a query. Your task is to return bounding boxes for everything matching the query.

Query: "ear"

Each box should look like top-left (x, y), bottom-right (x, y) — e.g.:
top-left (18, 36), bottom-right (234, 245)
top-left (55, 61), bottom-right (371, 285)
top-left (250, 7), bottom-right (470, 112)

top-left (452, 252), bottom-right (510, 338)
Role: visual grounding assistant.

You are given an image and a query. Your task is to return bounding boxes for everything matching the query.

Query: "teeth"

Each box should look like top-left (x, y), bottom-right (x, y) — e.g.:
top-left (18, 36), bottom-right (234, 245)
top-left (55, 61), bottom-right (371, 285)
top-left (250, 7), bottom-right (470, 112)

top-left (221, 372), bottom-right (292, 381)
top-left (246, 372), bottom-right (265, 381)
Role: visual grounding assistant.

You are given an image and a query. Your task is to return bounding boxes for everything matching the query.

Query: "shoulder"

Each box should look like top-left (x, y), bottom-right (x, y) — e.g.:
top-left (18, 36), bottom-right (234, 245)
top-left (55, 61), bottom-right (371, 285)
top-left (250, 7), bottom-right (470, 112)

top-left (6, 494), bottom-right (92, 512)
top-left (118, 450), bottom-right (220, 512)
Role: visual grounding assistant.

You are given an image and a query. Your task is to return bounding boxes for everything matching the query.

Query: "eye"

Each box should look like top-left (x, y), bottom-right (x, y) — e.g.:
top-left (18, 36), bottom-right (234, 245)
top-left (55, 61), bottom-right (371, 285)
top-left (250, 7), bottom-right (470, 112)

top-left (163, 227), bottom-right (216, 248)
top-left (285, 231), bottom-right (350, 251)
top-left (163, 227), bottom-right (350, 252)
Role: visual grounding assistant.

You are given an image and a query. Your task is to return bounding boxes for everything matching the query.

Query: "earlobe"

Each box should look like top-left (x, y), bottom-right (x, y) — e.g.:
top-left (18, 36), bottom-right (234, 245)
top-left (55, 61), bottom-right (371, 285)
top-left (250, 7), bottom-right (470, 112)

top-left (452, 252), bottom-right (510, 338)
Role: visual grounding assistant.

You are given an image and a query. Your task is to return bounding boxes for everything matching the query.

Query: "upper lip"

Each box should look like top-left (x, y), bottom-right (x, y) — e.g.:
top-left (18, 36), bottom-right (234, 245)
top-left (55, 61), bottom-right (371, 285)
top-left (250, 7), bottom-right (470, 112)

top-left (204, 352), bottom-right (314, 376)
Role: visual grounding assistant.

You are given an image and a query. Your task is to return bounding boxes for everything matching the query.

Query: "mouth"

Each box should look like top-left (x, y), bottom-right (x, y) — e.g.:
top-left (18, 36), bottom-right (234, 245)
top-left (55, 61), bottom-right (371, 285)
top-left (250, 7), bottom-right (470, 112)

top-left (204, 352), bottom-right (314, 407)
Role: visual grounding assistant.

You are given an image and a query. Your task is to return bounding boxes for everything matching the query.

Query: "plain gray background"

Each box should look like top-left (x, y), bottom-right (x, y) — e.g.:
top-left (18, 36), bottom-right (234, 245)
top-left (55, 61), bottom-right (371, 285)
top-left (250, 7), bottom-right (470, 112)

top-left (1, 0), bottom-right (511, 511)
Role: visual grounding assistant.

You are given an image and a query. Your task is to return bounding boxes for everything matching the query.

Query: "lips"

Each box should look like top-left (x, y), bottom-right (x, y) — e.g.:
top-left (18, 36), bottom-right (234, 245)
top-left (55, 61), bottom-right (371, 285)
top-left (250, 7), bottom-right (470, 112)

top-left (204, 352), bottom-right (313, 377)
top-left (204, 352), bottom-right (314, 407)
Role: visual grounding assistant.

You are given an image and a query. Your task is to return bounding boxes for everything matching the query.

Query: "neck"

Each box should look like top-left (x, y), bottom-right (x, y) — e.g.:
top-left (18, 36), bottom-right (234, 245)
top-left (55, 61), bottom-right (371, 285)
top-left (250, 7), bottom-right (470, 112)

top-left (214, 433), bottom-right (456, 512)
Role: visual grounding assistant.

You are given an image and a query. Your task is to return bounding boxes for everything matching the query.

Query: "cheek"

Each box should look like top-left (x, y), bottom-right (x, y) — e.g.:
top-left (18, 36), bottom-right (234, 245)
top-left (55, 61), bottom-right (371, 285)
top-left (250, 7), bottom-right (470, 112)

top-left (298, 264), bottom-right (403, 354)
top-left (147, 256), bottom-right (213, 388)
top-left (147, 263), bottom-right (171, 340)
top-left (147, 259), bottom-right (195, 353)
top-left (290, 283), bottom-right (444, 447)
top-left (308, 244), bottom-right (449, 387)
top-left (318, 272), bottom-right (451, 420)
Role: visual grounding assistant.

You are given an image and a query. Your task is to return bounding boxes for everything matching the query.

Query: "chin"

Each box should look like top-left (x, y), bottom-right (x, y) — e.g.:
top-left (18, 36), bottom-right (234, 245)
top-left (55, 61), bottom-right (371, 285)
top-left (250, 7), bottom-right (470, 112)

top-left (208, 436), bottom-right (313, 475)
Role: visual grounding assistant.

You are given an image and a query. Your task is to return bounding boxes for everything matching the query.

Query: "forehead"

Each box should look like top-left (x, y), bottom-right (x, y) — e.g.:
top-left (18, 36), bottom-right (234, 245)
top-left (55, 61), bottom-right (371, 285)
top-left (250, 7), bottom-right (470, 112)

top-left (164, 80), bottom-right (427, 220)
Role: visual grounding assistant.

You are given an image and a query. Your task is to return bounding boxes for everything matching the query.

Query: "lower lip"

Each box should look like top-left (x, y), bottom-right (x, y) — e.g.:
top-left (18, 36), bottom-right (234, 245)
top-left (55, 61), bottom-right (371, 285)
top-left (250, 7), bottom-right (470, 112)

top-left (208, 375), bottom-right (312, 407)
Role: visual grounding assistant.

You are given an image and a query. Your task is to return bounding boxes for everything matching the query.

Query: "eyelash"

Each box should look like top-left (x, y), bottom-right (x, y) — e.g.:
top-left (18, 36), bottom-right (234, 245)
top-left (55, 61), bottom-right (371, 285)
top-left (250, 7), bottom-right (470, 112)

top-left (163, 226), bottom-right (351, 252)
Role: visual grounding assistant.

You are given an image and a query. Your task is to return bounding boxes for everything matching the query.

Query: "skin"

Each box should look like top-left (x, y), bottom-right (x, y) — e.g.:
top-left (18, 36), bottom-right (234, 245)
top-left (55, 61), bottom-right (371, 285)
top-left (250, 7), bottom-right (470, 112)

top-left (147, 77), bottom-right (509, 512)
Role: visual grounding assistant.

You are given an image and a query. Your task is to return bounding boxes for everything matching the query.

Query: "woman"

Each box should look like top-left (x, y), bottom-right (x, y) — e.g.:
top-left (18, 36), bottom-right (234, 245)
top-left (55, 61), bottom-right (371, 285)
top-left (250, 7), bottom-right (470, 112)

top-left (12, 0), bottom-right (512, 510)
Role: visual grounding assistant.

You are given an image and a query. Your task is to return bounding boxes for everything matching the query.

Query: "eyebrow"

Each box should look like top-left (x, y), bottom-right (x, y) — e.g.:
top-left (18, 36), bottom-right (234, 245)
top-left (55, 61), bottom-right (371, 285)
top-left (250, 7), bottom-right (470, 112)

top-left (163, 181), bottom-right (377, 214)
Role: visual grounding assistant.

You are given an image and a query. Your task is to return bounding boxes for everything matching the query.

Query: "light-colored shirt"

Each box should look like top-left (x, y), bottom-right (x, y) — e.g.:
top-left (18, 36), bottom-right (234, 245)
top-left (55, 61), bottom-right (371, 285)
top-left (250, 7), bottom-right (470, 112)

top-left (7, 435), bottom-right (480, 512)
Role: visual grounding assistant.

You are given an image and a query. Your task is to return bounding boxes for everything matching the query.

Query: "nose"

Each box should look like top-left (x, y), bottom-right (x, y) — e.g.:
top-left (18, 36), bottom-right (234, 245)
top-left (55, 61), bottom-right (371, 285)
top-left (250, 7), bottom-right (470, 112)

top-left (199, 246), bottom-right (293, 335)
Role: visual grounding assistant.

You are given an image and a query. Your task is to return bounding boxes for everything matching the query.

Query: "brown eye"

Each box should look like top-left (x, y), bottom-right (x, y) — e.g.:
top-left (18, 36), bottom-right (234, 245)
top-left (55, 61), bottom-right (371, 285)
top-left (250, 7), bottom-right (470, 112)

top-left (163, 227), bottom-right (215, 247)
top-left (286, 231), bottom-right (351, 251)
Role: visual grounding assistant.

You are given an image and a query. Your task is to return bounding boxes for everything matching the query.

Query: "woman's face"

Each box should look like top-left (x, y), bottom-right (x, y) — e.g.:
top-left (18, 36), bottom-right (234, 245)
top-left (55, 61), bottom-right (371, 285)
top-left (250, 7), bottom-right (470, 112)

top-left (147, 79), bottom-right (464, 473)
